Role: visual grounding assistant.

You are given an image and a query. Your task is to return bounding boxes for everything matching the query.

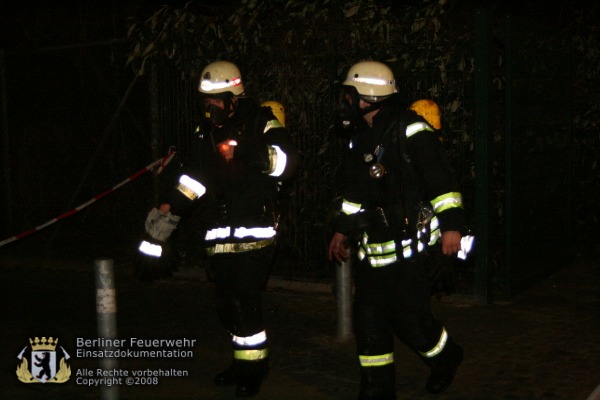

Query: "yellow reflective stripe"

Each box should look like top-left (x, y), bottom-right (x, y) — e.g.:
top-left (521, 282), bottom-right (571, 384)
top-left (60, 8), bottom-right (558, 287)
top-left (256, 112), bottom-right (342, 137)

top-left (234, 348), bottom-right (269, 361)
top-left (176, 174), bottom-right (206, 200)
top-left (406, 122), bottom-right (434, 138)
top-left (265, 145), bottom-right (288, 177)
top-left (428, 228), bottom-right (441, 246)
top-left (359, 352), bottom-right (394, 367)
top-left (367, 254), bottom-right (397, 267)
top-left (363, 240), bottom-right (396, 254)
top-left (430, 192), bottom-right (463, 214)
top-left (341, 199), bottom-right (362, 215)
top-left (358, 233), bottom-right (427, 266)
top-left (420, 327), bottom-right (448, 358)
top-left (263, 119), bottom-right (283, 133)
top-left (206, 238), bottom-right (275, 255)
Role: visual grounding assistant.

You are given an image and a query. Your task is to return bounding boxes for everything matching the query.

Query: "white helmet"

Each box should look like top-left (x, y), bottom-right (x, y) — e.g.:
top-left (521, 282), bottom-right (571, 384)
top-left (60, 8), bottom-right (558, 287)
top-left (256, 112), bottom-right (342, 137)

top-left (198, 61), bottom-right (245, 96)
top-left (342, 61), bottom-right (398, 102)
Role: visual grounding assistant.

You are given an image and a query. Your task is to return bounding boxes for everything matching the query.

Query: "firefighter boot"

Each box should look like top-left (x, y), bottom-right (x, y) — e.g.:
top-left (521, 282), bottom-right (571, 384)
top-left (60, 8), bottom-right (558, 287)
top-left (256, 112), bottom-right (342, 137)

top-left (358, 364), bottom-right (397, 400)
top-left (424, 336), bottom-right (463, 394)
top-left (235, 358), bottom-right (269, 397)
top-left (213, 361), bottom-right (237, 387)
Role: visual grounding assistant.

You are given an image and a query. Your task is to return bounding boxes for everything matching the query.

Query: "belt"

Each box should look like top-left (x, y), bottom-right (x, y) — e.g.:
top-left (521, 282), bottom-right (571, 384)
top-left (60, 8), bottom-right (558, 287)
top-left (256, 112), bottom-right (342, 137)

top-left (206, 238), bottom-right (275, 255)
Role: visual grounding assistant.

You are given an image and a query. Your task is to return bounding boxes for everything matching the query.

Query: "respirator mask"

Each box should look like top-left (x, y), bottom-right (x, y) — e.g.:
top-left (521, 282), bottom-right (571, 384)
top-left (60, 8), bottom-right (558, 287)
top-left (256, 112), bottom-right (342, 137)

top-left (202, 93), bottom-right (235, 127)
top-left (337, 86), bottom-right (389, 130)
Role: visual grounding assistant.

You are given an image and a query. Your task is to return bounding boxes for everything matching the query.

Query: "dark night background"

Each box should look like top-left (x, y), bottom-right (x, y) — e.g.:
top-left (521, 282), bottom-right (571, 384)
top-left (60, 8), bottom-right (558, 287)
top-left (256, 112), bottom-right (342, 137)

top-left (0, 2), bottom-right (599, 400)
top-left (1, 0), bottom-right (599, 294)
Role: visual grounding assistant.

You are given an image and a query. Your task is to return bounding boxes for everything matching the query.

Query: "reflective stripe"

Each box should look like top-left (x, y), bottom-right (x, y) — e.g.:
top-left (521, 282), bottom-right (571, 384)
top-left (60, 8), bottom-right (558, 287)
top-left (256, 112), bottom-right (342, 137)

top-left (352, 76), bottom-right (390, 86)
top-left (357, 233), bottom-right (426, 266)
top-left (431, 192), bottom-right (463, 214)
top-left (138, 240), bottom-right (162, 257)
top-left (234, 348), bottom-right (268, 361)
top-left (428, 228), bottom-right (441, 246)
top-left (363, 239), bottom-right (396, 254)
top-left (232, 331), bottom-right (267, 347)
top-left (234, 227), bottom-right (277, 239)
top-left (263, 119), bottom-right (283, 133)
top-left (204, 226), bottom-right (276, 241)
top-left (420, 327), bottom-right (448, 358)
top-left (457, 235), bottom-right (475, 260)
top-left (266, 145), bottom-right (288, 177)
top-left (176, 174), bottom-right (206, 200)
top-left (406, 121), bottom-right (434, 138)
top-left (359, 352), bottom-right (394, 367)
top-left (401, 238), bottom-right (413, 258)
top-left (427, 216), bottom-right (441, 245)
top-left (205, 227), bottom-right (232, 240)
top-left (206, 238), bottom-right (275, 255)
top-left (200, 77), bottom-right (242, 92)
top-left (341, 199), bottom-right (362, 215)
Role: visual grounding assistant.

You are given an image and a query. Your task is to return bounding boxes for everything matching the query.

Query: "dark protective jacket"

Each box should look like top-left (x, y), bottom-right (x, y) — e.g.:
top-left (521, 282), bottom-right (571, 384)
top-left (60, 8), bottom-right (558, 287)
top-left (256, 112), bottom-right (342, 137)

top-left (333, 99), bottom-right (465, 266)
top-left (166, 97), bottom-right (298, 254)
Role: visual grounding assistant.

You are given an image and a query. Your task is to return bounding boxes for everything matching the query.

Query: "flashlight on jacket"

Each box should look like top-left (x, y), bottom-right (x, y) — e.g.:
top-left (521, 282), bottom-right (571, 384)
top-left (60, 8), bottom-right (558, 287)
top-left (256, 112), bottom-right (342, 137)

top-left (218, 139), bottom-right (238, 160)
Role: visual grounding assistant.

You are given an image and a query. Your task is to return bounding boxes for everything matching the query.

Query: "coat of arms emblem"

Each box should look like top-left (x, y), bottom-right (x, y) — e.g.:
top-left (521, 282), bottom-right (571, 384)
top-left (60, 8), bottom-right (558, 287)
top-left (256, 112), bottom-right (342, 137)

top-left (16, 337), bottom-right (71, 383)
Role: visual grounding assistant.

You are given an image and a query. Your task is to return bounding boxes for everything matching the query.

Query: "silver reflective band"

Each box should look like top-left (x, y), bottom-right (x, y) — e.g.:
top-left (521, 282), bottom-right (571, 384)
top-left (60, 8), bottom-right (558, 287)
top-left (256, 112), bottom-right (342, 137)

top-left (177, 174), bottom-right (206, 200)
top-left (138, 240), bottom-right (162, 257)
top-left (234, 227), bottom-right (277, 239)
top-left (359, 352), bottom-right (394, 367)
top-left (406, 122), bottom-right (434, 138)
top-left (205, 227), bottom-right (231, 240)
top-left (420, 327), bottom-right (448, 358)
top-left (232, 331), bottom-right (267, 347)
top-left (341, 199), bottom-right (362, 215)
top-left (457, 235), bottom-right (475, 260)
top-left (266, 145), bottom-right (287, 177)
top-left (199, 77), bottom-right (242, 92)
top-left (351, 76), bottom-right (390, 86)
top-left (205, 226), bottom-right (277, 240)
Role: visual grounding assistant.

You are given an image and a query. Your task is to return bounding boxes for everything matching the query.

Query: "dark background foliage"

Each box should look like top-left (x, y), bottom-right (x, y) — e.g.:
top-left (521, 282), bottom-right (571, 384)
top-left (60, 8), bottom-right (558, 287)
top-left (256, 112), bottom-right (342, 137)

top-left (0, 0), bottom-right (598, 294)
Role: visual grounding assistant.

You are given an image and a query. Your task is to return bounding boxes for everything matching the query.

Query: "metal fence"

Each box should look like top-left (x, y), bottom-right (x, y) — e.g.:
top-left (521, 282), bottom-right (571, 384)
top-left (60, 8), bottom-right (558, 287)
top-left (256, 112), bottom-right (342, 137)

top-left (0, 9), bottom-right (573, 300)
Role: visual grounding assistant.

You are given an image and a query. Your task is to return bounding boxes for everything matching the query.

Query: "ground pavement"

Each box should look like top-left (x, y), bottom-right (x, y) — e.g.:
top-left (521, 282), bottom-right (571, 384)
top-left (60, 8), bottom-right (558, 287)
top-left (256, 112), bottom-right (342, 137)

top-left (0, 253), bottom-right (598, 400)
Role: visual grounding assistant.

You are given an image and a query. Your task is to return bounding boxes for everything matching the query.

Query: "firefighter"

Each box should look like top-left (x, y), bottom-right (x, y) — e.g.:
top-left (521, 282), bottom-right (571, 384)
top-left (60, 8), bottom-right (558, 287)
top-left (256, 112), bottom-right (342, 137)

top-left (261, 101), bottom-right (286, 127)
top-left (137, 60), bottom-right (297, 397)
top-left (328, 61), bottom-right (466, 398)
top-left (409, 99), bottom-right (442, 130)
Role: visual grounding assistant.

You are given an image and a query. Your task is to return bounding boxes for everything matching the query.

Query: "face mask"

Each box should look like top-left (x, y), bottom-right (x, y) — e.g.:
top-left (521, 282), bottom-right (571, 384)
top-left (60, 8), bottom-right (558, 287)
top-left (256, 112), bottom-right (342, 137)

top-left (205, 103), bottom-right (229, 126)
top-left (337, 87), bottom-right (361, 130)
top-left (337, 87), bottom-right (386, 130)
top-left (202, 94), bottom-right (235, 127)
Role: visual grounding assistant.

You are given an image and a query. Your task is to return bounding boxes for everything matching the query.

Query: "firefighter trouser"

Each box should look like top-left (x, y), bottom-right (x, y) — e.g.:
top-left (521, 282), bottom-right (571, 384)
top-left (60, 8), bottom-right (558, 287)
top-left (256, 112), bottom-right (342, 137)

top-left (354, 253), bottom-right (457, 399)
top-left (206, 245), bottom-right (275, 377)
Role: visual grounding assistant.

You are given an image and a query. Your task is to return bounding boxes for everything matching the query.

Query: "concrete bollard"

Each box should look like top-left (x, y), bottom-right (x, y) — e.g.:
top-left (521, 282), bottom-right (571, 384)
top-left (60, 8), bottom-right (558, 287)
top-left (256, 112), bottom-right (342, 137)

top-left (94, 259), bottom-right (119, 400)
top-left (336, 251), bottom-right (353, 341)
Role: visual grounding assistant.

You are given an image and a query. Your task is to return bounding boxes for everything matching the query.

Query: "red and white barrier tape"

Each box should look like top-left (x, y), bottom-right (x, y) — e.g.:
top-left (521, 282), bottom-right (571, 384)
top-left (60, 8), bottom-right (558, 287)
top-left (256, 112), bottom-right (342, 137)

top-left (0, 150), bottom-right (176, 248)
